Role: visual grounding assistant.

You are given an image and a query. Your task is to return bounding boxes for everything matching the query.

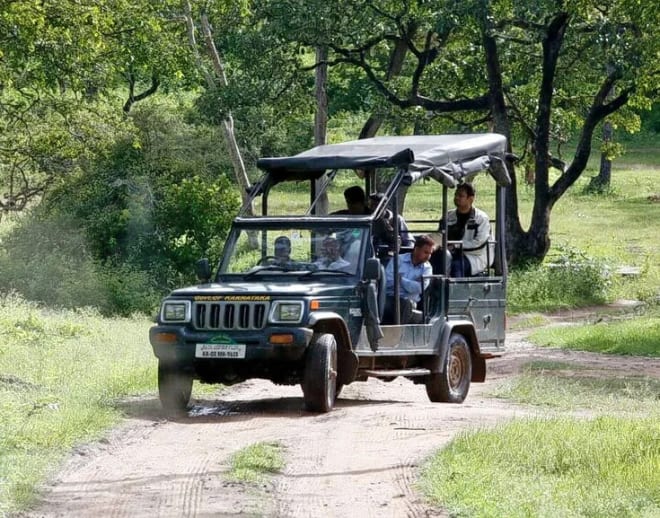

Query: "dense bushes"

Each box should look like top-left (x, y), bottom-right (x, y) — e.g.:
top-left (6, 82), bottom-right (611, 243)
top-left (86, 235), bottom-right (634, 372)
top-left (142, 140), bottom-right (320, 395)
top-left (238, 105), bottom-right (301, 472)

top-left (0, 98), bottom-right (240, 314)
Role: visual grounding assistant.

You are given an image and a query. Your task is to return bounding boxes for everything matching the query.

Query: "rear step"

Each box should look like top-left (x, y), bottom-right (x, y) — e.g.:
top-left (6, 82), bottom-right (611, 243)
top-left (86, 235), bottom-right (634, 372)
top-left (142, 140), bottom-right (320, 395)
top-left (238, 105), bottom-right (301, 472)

top-left (362, 368), bottom-right (431, 378)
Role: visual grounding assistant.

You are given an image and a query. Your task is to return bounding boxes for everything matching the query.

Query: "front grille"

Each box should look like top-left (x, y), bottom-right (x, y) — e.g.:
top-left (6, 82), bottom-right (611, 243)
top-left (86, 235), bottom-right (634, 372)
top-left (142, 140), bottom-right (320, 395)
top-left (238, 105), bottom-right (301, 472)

top-left (193, 302), bottom-right (269, 330)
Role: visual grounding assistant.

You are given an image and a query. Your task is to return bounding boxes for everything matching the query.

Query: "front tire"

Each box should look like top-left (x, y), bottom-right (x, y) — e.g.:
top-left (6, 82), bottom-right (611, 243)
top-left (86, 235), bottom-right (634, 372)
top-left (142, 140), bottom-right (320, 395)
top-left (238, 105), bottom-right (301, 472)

top-left (302, 333), bottom-right (337, 412)
top-left (158, 361), bottom-right (193, 414)
top-left (426, 333), bottom-right (472, 403)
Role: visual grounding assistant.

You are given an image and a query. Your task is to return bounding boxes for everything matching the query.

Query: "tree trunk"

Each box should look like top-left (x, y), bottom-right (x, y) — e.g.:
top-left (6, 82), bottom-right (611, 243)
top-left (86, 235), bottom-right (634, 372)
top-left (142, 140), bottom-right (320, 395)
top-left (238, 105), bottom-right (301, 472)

top-left (182, 3), bottom-right (254, 216)
top-left (588, 119), bottom-right (613, 193)
top-left (314, 46), bottom-right (330, 215)
top-left (199, 15), bottom-right (253, 215)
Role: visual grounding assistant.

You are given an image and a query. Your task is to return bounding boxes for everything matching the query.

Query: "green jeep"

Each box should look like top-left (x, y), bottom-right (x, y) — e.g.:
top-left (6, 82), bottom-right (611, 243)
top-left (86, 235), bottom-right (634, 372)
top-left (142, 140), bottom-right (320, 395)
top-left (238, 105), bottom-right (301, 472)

top-left (149, 134), bottom-right (510, 413)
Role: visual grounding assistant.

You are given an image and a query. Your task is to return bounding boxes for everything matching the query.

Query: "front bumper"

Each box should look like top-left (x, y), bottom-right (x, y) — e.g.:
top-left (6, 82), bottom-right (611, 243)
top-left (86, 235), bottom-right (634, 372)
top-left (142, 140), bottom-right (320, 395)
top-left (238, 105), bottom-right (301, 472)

top-left (149, 325), bottom-right (314, 365)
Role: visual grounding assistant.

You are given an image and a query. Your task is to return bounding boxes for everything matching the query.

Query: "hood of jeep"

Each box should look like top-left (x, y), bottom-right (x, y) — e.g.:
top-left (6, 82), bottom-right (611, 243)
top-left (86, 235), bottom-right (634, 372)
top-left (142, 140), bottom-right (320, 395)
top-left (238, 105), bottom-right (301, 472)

top-left (169, 281), bottom-right (355, 299)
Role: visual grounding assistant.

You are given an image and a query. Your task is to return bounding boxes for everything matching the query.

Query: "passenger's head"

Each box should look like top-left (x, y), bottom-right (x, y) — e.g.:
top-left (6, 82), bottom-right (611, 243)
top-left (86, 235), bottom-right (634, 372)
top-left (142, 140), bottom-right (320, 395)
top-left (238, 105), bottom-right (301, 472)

top-left (274, 236), bottom-right (291, 261)
top-left (454, 183), bottom-right (476, 213)
top-left (322, 236), bottom-right (341, 260)
top-left (343, 186), bottom-right (368, 214)
top-left (412, 234), bottom-right (435, 265)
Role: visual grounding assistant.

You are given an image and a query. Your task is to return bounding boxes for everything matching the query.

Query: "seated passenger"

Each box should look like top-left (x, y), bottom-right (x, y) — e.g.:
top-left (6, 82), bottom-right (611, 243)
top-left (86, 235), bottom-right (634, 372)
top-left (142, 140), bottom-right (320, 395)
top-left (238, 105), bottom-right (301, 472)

top-left (314, 236), bottom-right (351, 271)
top-left (438, 183), bottom-right (491, 276)
top-left (332, 186), bottom-right (371, 215)
top-left (383, 234), bottom-right (434, 324)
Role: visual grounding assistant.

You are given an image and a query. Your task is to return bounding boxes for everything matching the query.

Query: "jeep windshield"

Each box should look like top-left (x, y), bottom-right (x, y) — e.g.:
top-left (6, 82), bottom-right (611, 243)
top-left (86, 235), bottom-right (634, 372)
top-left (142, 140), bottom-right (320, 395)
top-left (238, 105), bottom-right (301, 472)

top-left (218, 225), bottom-right (366, 277)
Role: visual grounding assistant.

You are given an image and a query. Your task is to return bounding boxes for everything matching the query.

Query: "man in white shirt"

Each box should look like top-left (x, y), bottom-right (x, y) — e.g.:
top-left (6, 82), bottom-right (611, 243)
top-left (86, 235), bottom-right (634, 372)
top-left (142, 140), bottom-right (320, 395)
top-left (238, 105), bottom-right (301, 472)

top-left (314, 236), bottom-right (351, 271)
top-left (384, 234), bottom-right (434, 324)
top-left (439, 183), bottom-right (491, 276)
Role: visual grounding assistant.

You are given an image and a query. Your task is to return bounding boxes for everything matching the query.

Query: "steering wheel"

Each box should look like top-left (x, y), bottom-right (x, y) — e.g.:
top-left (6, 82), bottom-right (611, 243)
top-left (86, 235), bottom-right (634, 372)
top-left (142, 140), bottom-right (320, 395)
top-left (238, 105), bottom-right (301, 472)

top-left (257, 256), bottom-right (277, 266)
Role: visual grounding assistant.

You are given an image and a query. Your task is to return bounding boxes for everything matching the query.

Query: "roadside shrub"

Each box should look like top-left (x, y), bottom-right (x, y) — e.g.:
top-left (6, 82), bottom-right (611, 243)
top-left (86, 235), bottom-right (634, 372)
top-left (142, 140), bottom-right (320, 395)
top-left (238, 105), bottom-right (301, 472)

top-left (0, 213), bottom-right (158, 315)
top-left (509, 247), bottom-right (612, 312)
top-left (0, 213), bottom-right (108, 310)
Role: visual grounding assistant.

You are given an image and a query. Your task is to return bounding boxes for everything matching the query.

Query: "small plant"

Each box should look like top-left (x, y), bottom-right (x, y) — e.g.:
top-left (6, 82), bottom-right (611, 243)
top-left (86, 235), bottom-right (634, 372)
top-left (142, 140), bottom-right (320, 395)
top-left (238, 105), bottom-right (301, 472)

top-left (228, 442), bottom-right (284, 483)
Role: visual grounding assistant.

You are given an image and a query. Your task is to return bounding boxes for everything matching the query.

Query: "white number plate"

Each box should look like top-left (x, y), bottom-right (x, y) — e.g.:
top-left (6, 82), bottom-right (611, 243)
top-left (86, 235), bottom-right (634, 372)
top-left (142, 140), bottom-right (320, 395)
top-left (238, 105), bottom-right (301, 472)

top-left (195, 343), bottom-right (246, 359)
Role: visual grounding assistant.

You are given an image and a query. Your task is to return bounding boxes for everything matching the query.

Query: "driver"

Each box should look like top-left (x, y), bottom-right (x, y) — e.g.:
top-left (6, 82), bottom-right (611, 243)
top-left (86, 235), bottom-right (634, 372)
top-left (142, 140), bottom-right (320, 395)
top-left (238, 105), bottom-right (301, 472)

top-left (314, 236), bottom-right (351, 271)
top-left (273, 236), bottom-right (292, 265)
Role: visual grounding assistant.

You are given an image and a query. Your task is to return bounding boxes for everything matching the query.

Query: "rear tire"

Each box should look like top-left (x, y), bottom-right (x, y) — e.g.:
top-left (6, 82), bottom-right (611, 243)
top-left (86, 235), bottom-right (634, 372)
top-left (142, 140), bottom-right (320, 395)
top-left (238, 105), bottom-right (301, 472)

top-left (426, 333), bottom-right (472, 403)
top-left (302, 334), bottom-right (337, 412)
top-left (158, 361), bottom-right (193, 414)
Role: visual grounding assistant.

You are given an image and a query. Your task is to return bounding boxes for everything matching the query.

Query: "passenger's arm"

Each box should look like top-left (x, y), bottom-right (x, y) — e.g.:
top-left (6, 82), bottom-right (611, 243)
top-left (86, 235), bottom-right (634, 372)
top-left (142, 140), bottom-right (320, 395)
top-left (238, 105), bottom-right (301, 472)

top-left (422, 263), bottom-right (433, 291)
top-left (400, 275), bottom-right (422, 296)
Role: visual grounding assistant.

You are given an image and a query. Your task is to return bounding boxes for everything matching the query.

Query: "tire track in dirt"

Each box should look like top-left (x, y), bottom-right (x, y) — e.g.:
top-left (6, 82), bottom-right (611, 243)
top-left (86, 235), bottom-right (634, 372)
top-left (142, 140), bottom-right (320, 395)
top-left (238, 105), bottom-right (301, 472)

top-left (23, 380), bottom-right (529, 518)
top-left (267, 381), bottom-right (530, 518)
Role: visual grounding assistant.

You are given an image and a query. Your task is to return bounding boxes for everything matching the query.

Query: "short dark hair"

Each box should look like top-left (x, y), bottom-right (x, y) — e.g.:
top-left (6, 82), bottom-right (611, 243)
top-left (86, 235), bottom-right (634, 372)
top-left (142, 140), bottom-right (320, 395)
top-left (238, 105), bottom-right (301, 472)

top-left (456, 183), bottom-right (475, 197)
top-left (344, 185), bottom-right (366, 204)
top-left (414, 234), bottom-right (435, 249)
top-left (274, 236), bottom-right (291, 249)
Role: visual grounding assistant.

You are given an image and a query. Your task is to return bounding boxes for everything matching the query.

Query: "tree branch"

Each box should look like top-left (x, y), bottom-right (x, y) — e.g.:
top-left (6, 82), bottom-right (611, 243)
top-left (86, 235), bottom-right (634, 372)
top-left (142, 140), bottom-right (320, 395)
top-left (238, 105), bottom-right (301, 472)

top-left (123, 74), bottom-right (160, 113)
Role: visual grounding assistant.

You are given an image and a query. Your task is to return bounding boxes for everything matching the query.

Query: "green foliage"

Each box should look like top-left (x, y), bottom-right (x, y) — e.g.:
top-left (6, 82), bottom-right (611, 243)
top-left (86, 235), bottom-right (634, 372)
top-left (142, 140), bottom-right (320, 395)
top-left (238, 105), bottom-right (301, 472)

top-left (0, 212), bottom-right (159, 315)
top-left (154, 175), bottom-right (238, 275)
top-left (420, 416), bottom-right (660, 517)
top-left (0, 97), bottom-right (240, 313)
top-left (52, 98), bottom-right (236, 285)
top-left (0, 294), bottom-right (155, 514)
top-left (508, 247), bottom-right (613, 312)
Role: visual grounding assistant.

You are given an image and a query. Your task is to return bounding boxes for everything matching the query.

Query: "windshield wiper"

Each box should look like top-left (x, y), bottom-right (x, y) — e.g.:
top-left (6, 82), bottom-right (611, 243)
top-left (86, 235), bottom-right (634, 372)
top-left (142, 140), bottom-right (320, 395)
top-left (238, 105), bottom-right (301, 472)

top-left (300, 268), bottom-right (352, 277)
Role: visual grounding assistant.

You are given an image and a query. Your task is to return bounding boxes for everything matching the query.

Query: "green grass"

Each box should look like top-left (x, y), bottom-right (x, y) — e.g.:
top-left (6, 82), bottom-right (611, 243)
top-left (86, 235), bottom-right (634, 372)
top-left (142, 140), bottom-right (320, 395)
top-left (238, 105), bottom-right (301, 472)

top-left (420, 416), bottom-right (660, 518)
top-left (528, 309), bottom-right (660, 357)
top-left (0, 294), bottom-right (156, 515)
top-left (228, 442), bottom-right (284, 483)
top-left (424, 300), bottom-right (660, 516)
top-left (492, 370), bottom-right (660, 413)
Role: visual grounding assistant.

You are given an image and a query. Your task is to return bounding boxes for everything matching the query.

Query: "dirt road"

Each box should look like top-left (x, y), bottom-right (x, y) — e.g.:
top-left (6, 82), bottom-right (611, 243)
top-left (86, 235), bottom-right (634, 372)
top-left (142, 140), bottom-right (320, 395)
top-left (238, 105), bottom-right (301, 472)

top-left (23, 328), bottom-right (660, 518)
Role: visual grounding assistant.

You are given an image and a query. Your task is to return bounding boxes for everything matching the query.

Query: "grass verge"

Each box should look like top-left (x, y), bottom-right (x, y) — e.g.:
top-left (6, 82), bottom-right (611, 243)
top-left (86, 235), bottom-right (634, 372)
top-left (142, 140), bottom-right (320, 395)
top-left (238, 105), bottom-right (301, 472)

top-left (420, 416), bottom-right (660, 518)
top-left (492, 367), bottom-right (660, 413)
top-left (0, 294), bottom-right (155, 515)
top-left (528, 308), bottom-right (660, 357)
top-left (228, 442), bottom-right (284, 483)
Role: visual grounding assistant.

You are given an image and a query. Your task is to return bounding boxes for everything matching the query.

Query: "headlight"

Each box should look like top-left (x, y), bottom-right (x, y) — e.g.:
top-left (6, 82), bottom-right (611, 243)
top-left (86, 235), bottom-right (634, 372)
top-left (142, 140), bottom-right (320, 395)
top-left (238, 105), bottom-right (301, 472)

top-left (269, 301), bottom-right (304, 323)
top-left (161, 300), bottom-right (191, 323)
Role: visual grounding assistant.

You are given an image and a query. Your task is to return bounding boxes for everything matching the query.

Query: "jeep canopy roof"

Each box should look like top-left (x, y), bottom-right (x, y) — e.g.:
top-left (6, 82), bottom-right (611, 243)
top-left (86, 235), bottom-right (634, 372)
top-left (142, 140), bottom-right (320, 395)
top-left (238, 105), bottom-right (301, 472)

top-left (257, 134), bottom-right (511, 188)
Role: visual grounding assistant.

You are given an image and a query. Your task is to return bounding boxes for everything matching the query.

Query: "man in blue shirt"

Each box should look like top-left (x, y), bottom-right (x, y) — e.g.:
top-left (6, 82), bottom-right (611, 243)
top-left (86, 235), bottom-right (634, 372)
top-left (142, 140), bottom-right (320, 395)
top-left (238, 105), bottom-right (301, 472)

top-left (384, 234), bottom-right (435, 324)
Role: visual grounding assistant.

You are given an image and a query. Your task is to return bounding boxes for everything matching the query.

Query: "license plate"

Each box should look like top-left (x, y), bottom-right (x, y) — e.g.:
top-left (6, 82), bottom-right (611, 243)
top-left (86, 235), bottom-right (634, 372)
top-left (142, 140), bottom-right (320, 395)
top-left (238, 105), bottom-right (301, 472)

top-left (195, 343), bottom-right (246, 359)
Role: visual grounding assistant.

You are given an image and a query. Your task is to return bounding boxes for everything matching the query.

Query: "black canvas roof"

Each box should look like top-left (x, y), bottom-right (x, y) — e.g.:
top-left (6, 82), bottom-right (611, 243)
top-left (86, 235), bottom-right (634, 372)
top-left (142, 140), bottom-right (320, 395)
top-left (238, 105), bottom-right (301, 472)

top-left (256, 134), bottom-right (510, 187)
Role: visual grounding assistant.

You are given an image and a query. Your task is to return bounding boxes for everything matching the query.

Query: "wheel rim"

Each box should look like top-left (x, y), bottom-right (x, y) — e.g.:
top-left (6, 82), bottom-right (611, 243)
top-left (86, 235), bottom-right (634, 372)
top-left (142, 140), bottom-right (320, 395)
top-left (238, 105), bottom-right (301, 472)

top-left (448, 348), bottom-right (466, 390)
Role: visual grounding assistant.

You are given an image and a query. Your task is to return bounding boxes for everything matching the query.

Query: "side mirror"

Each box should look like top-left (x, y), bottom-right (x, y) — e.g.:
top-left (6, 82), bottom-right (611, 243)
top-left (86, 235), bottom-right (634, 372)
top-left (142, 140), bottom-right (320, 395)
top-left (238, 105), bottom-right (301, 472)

top-left (363, 257), bottom-right (381, 281)
top-left (195, 258), bottom-right (212, 283)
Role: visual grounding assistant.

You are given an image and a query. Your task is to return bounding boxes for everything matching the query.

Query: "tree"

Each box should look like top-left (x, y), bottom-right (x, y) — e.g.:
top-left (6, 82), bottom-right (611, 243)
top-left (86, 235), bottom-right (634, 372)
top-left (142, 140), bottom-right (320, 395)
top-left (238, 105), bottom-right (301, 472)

top-left (256, 0), bottom-right (660, 265)
top-left (0, 0), bottom-right (192, 216)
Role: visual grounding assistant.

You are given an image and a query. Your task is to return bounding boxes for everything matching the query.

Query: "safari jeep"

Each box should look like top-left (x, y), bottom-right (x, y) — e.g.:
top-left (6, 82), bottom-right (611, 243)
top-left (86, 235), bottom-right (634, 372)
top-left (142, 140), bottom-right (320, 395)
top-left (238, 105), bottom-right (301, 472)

top-left (149, 134), bottom-right (511, 413)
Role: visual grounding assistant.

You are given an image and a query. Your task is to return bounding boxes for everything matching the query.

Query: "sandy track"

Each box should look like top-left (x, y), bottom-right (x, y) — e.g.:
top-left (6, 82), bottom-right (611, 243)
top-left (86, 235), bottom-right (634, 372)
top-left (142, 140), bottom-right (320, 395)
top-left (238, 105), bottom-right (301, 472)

top-left (21, 330), bottom-right (660, 518)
